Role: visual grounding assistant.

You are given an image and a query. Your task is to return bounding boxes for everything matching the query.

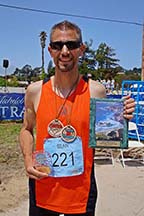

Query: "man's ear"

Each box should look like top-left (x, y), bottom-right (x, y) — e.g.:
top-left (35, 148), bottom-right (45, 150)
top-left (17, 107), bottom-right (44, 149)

top-left (48, 46), bottom-right (51, 53)
top-left (79, 43), bottom-right (86, 56)
top-left (48, 46), bottom-right (52, 56)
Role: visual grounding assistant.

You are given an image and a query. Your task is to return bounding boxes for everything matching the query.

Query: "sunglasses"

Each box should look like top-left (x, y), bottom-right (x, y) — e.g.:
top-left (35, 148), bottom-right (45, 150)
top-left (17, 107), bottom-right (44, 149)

top-left (49, 40), bottom-right (82, 50)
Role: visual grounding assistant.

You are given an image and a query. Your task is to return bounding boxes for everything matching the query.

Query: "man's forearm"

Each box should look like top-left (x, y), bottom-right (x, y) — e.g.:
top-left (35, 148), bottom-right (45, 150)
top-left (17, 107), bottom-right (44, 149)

top-left (19, 129), bottom-right (34, 169)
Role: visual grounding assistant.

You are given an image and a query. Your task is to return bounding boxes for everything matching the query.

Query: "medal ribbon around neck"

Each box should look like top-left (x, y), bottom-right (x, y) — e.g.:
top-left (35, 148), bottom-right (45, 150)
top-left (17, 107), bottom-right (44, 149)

top-left (47, 74), bottom-right (80, 139)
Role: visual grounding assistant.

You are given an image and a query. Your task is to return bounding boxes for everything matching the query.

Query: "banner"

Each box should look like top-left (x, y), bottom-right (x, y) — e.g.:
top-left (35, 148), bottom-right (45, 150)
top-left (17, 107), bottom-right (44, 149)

top-left (0, 93), bottom-right (25, 121)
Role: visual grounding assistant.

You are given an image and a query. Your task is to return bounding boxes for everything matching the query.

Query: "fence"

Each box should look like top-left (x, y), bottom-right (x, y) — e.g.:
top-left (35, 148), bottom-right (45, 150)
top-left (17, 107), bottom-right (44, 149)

top-left (122, 80), bottom-right (144, 141)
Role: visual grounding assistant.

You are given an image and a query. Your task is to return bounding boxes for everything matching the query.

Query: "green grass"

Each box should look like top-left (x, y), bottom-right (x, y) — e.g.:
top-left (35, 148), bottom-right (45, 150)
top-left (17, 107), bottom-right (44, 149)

top-left (0, 122), bottom-right (22, 145)
top-left (0, 122), bottom-right (22, 163)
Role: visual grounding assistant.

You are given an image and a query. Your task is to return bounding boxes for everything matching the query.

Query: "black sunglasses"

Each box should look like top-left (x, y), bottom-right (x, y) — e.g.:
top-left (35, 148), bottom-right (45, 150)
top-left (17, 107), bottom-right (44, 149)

top-left (49, 40), bottom-right (82, 50)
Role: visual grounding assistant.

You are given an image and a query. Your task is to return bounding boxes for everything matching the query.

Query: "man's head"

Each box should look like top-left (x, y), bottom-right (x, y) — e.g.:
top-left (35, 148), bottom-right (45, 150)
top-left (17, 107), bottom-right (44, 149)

top-left (48, 20), bottom-right (86, 73)
top-left (49, 20), bottom-right (82, 43)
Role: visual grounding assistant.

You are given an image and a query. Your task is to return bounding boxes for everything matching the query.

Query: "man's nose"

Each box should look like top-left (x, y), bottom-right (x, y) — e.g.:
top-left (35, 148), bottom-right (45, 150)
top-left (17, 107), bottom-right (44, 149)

top-left (61, 44), bottom-right (70, 53)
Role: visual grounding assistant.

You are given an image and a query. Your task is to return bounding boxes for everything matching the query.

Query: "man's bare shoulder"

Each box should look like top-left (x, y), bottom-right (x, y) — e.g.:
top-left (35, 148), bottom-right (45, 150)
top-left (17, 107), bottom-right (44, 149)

top-left (24, 80), bottom-right (43, 112)
top-left (89, 79), bottom-right (106, 98)
top-left (26, 80), bottom-right (43, 97)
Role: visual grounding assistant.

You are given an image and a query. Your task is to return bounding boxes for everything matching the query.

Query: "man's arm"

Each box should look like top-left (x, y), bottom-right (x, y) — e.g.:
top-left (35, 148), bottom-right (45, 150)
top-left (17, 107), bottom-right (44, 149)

top-left (89, 79), bottom-right (106, 98)
top-left (19, 82), bottom-right (47, 179)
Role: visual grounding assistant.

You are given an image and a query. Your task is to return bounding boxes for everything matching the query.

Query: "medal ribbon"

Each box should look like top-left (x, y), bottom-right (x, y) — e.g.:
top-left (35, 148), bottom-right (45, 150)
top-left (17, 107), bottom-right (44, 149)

top-left (55, 74), bottom-right (80, 120)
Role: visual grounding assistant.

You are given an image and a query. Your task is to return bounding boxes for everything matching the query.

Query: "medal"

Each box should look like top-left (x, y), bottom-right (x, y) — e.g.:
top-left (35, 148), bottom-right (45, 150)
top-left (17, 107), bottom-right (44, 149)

top-left (48, 75), bottom-right (80, 139)
top-left (61, 125), bottom-right (77, 142)
top-left (48, 119), bottom-right (64, 137)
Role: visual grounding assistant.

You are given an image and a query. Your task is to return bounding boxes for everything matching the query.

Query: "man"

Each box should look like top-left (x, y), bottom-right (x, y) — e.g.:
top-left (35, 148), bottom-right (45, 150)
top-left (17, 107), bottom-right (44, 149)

top-left (19, 20), bottom-right (135, 216)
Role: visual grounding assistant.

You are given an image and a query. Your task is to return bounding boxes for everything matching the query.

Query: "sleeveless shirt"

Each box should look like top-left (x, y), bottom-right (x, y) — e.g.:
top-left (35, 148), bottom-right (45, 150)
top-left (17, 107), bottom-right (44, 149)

top-left (35, 76), bottom-right (94, 214)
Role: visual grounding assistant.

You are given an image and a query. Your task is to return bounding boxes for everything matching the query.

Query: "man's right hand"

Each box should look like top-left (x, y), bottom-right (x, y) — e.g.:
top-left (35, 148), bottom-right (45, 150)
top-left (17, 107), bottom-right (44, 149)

top-left (26, 166), bottom-right (48, 180)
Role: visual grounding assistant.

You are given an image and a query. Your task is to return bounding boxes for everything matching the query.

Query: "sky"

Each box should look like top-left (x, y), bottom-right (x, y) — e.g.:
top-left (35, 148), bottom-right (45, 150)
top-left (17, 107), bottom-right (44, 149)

top-left (0, 0), bottom-right (144, 75)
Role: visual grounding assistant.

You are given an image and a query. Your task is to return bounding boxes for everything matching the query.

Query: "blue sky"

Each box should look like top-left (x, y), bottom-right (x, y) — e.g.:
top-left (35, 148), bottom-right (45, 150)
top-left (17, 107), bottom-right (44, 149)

top-left (0, 0), bottom-right (144, 75)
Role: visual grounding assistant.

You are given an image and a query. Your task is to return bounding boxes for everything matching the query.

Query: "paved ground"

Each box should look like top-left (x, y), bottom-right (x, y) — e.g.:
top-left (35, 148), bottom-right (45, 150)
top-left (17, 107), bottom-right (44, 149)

top-left (1, 161), bottom-right (144, 216)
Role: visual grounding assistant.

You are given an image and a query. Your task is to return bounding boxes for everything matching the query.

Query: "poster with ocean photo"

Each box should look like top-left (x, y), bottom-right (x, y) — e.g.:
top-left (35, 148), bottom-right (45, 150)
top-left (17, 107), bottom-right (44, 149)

top-left (89, 98), bottom-right (128, 148)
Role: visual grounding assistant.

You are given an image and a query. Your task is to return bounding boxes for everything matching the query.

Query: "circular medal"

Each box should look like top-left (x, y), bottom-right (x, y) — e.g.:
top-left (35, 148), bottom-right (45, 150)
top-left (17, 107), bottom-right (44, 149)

top-left (47, 119), bottom-right (64, 137)
top-left (61, 125), bottom-right (77, 142)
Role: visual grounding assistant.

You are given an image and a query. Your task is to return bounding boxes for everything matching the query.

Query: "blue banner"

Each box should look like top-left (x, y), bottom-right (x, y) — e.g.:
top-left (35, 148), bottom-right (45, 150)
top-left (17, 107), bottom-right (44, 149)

top-left (0, 93), bottom-right (25, 121)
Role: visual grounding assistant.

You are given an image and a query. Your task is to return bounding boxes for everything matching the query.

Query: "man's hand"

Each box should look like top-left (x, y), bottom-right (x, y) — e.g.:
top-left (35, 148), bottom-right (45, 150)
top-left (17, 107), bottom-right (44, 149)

top-left (26, 166), bottom-right (48, 180)
top-left (123, 95), bottom-right (135, 120)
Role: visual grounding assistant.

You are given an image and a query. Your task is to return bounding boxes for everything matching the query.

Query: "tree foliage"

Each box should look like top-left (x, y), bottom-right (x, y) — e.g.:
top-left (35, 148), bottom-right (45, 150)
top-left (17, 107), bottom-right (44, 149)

top-left (79, 40), bottom-right (120, 80)
top-left (95, 43), bottom-right (119, 69)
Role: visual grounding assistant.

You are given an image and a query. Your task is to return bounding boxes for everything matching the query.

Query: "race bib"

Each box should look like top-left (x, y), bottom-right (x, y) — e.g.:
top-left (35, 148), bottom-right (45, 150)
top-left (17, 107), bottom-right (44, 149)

top-left (44, 136), bottom-right (84, 177)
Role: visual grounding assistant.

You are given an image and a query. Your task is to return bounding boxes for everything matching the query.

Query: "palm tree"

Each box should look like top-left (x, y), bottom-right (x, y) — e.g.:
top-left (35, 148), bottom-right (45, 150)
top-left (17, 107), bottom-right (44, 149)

top-left (39, 31), bottom-right (47, 77)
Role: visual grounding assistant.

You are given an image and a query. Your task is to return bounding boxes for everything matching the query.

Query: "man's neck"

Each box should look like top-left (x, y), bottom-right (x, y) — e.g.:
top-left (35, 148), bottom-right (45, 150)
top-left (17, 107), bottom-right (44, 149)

top-left (52, 72), bottom-right (81, 98)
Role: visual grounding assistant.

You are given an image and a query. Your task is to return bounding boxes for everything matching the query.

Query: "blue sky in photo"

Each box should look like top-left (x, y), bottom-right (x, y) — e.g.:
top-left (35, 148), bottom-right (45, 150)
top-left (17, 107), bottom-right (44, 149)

top-left (0, 0), bottom-right (144, 75)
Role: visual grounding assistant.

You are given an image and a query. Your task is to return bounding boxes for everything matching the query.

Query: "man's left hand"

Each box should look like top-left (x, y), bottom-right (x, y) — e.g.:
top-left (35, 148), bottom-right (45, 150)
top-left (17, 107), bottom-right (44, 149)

top-left (123, 95), bottom-right (135, 120)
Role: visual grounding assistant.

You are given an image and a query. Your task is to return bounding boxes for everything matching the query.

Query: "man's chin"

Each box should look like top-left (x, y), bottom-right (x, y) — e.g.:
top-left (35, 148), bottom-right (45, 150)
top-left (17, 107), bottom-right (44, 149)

top-left (58, 64), bottom-right (74, 72)
top-left (58, 68), bottom-right (71, 72)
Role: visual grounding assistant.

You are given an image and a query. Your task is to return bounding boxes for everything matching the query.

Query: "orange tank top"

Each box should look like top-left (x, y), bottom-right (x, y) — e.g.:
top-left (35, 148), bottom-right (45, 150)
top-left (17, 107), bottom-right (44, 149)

top-left (35, 76), bottom-right (93, 214)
